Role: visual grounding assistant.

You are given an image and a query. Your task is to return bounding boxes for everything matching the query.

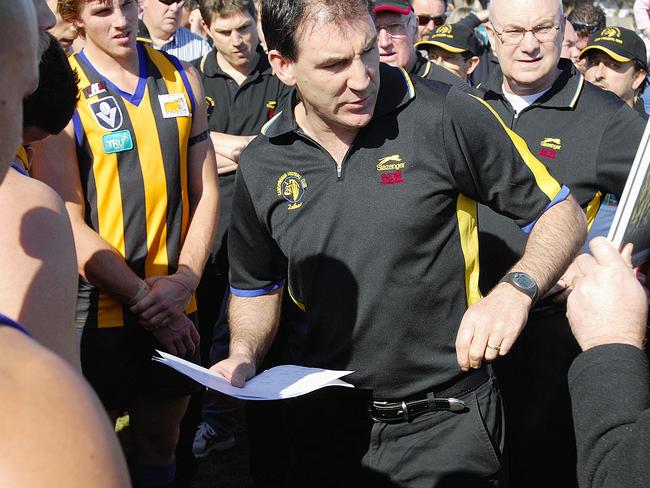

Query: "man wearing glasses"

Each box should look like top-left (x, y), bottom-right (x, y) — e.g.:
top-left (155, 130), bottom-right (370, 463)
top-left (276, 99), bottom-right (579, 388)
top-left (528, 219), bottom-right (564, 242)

top-left (412, 0), bottom-right (447, 40)
top-left (373, 0), bottom-right (471, 92)
top-left (474, 0), bottom-right (645, 487)
top-left (139, 0), bottom-right (211, 62)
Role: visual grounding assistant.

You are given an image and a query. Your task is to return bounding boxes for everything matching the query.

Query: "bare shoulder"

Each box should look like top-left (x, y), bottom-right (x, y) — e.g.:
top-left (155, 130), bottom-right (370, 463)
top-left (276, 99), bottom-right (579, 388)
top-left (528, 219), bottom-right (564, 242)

top-left (0, 328), bottom-right (130, 487)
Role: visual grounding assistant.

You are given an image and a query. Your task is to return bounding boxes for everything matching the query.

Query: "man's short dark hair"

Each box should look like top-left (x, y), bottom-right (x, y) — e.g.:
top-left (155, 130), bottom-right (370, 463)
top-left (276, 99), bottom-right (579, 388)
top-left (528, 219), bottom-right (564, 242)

top-left (199, 0), bottom-right (257, 27)
top-left (23, 33), bottom-right (79, 136)
top-left (567, 4), bottom-right (606, 38)
top-left (262, 0), bottom-right (373, 61)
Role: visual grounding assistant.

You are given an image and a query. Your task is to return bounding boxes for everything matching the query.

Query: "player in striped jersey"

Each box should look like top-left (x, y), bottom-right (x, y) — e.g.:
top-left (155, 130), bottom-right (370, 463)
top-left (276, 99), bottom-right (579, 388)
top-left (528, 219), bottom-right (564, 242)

top-left (33, 0), bottom-right (219, 486)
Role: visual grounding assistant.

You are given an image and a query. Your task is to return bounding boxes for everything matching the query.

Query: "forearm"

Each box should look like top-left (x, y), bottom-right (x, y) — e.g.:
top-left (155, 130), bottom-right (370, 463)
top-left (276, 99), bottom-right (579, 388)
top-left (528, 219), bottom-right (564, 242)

top-left (175, 143), bottom-right (220, 291)
top-left (228, 291), bottom-right (282, 369)
top-left (210, 132), bottom-right (255, 163)
top-left (511, 196), bottom-right (586, 295)
top-left (71, 218), bottom-right (143, 303)
top-left (216, 154), bottom-right (239, 175)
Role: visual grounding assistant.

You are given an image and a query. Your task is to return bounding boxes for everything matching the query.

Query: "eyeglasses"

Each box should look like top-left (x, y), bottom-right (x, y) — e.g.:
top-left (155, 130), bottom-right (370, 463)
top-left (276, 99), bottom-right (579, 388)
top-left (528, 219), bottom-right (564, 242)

top-left (417, 14), bottom-right (446, 27)
top-left (491, 23), bottom-right (560, 46)
top-left (158, 0), bottom-right (185, 6)
top-left (376, 22), bottom-right (410, 38)
top-left (569, 20), bottom-right (601, 35)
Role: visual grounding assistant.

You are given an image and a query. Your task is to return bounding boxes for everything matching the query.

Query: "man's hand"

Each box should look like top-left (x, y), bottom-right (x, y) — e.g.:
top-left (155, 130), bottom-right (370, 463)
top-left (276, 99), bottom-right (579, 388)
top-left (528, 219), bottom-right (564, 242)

top-left (130, 275), bottom-right (192, 327)
top-left (150, 313), bottom-right (200, 357)
top-left (566, 238), bottom-right (647, 351)
top-left (456, 282), bottom-right (532, 371)
top-left (210, 352), bottom-right (256, 388)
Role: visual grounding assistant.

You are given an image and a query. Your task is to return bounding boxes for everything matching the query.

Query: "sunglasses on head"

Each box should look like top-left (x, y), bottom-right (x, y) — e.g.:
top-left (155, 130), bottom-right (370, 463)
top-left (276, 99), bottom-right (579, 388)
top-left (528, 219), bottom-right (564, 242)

top-left (417, 14), bottom-right (446, 27)
top-left (570, 20), bottom-right (600, 35)
top-left (158, 0), bottom-right (185, 6)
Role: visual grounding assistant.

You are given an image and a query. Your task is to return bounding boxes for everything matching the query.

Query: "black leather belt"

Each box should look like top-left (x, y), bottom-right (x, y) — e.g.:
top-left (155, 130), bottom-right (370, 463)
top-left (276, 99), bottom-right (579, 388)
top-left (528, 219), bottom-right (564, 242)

top-left (369, 367), bottom-right (490, 424)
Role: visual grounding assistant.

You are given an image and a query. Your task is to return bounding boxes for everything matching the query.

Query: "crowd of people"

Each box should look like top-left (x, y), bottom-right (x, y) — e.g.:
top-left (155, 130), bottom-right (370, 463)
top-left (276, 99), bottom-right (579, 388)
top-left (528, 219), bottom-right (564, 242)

top-left (1, 0), bottom-right (650, 487)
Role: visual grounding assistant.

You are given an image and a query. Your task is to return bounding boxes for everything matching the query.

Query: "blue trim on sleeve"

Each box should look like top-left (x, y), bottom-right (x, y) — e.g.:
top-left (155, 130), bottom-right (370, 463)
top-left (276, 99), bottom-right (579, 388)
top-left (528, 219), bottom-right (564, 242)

top-left (0, 313), bottom-right (32, 337)
top-left (10, 162), bottom-right (29, 176)
top-left (170, 55), bottom-right (197, 115)
top-left (72, 111), bottom-right (84, 146)
top-left (230, 281), bottom-right (285, 297)
top-left (520, 185), bottom-right (571, 234)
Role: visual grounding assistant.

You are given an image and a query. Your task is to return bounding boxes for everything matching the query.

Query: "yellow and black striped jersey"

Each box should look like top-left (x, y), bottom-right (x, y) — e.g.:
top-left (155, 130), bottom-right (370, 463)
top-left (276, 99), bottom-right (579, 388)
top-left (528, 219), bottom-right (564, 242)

top-left (71, 44), bottom-right (197, 328)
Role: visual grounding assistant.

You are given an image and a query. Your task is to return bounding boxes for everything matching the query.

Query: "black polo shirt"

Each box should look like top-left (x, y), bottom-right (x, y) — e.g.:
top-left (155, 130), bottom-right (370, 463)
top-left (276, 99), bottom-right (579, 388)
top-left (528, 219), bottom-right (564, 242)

top-left (195, 46), bottom-right (292, 255)
top-left (412, 50), bottom-right (472, 93)
top-left (474, 59), bottom-right (645, 292)
top-left (228, 63), bottom-right (569, 399)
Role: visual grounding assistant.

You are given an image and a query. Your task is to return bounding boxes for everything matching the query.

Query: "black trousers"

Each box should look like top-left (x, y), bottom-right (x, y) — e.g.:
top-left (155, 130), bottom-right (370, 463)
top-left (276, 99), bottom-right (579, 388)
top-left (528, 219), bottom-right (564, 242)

top-left (494, 308), bottom-right (581, 488)
top-left (281, 377), bottom-right (504, 488)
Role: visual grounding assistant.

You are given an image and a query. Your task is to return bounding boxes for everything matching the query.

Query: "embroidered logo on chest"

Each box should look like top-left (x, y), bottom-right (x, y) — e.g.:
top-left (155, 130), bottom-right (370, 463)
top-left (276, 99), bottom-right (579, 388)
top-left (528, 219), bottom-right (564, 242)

top-left (538, 137), bottom-right (562, 159)
top-left (377, 154), bottom-right (406, 185)
top-left (277, 172), bottom-right (308, 210)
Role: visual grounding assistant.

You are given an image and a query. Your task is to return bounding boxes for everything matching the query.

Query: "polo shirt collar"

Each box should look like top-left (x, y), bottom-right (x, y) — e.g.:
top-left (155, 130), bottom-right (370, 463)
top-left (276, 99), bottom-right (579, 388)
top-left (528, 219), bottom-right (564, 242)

top-left (261, 63), bottom-right (416, 138)
top-left (482, 58), bottom-right (584, 109)
top-left (200, 45), bottom-right (270, 80)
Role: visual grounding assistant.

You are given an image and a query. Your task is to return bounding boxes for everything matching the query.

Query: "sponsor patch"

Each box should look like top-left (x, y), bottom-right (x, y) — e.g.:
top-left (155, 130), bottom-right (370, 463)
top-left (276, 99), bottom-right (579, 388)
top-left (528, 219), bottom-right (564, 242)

top-left (102, 130), bottom-right (134, 154)
top-left (159, 93), bottom-right (190, 118)
top-left (83, 82), bottom-right (107, 99)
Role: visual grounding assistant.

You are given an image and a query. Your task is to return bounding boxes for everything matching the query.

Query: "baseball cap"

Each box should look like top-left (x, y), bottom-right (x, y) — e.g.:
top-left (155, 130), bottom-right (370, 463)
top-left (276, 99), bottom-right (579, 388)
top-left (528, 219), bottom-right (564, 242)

top-left (579, 26), bottom-right (648, 70)
top-left (415, 23), bottom-right (482, 57)
top-left (372, 0), bottom-right (412, 15)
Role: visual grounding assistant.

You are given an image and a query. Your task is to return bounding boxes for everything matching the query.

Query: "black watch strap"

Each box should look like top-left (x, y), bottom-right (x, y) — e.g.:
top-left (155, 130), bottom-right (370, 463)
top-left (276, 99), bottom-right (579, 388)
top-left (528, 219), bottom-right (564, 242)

top-left (498, 272), bottom-right (539, 306)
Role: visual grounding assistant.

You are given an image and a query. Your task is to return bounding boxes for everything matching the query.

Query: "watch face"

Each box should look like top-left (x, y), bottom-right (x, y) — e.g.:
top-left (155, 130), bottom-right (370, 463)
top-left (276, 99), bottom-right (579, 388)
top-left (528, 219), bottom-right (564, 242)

top-left (512, 272), bottom-right (535, 290)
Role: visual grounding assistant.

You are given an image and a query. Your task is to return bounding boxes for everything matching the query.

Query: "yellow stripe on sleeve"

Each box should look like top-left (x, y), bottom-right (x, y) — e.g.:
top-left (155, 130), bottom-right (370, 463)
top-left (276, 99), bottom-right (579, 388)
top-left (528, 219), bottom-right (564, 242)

top-left (457, 194), bottom-right (483, 306)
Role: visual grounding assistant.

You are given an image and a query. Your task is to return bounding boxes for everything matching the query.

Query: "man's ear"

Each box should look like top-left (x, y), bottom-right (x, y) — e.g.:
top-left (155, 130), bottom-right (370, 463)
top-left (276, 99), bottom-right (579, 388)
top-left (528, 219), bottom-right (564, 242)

top-left (269, 50), bottom-right (297, 87)
top-left (633, 69), bottom-right (647, 92)
top-left (466, 55), bottom-right (480, 76)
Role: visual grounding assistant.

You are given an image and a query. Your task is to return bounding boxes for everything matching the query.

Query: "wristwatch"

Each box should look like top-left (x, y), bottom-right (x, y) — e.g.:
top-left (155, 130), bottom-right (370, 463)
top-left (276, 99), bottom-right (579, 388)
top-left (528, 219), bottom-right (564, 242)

top-left (498, 272), bottom-right (539, 306)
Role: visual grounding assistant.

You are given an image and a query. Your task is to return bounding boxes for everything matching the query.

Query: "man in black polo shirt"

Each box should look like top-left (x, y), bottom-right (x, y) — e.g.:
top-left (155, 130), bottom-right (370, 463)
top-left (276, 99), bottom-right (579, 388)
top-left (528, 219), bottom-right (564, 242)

top-left (212, 0), bottom-right (585, 486)
top-left (190, 0), bottom-right (291, 463)
top-left (474, 0), bottom-right (646, 486)
top-left (373, 0), bottom-right (472, 92)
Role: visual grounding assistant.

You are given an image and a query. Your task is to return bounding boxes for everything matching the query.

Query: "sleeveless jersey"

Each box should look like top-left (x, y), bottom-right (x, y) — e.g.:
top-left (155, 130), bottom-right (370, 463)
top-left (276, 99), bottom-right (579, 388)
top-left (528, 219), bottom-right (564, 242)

top-left (0, 313), bottom-right (31, 336)
top-left (70, 44), bottom-right (197, 328)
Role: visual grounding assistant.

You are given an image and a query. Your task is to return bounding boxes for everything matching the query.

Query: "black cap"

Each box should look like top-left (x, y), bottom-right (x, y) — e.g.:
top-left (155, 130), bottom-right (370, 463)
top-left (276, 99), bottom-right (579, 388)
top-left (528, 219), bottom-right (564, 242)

top-left (415, 23), bottom-right (482, 57)
top-left (372, 0), bottom-right (412, 15)
top-left (579, 26), bottom-right (647, 70)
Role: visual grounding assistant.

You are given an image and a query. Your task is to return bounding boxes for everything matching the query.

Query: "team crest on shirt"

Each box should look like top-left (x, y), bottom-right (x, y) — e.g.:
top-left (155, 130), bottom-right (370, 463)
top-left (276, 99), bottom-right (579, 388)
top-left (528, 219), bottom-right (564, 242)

top-left (89, 97), bottom-right (123, 131)
top-left (277, 172), bottom-right (308, 210)
top-left (377, 154), bottom-right (406, 185)
top-left (538, 137), bottom-right (562, 159)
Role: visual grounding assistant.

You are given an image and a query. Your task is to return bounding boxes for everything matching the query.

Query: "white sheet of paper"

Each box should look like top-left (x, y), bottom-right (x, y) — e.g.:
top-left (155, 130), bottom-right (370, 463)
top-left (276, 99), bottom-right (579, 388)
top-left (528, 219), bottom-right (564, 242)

top-left (153, 350), bottom-right (354, 400)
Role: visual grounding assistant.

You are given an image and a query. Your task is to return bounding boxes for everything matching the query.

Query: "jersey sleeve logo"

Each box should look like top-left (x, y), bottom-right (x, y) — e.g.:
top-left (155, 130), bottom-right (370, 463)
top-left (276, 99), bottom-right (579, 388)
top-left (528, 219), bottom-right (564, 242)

top-left (89, 97), bottom-right (123, 131)
top-left (277, 172), bottom-right (308, 210)
top-left (159, 93), bottom-right (191, 118)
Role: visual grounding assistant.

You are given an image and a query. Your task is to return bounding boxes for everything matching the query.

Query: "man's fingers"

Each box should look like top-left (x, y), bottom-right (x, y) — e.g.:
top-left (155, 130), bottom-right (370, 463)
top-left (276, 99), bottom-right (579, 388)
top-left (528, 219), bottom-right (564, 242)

top-left (468, 329), bottom-right (489, 369)
top-left (190, 324), bottom-right (200, 346)
top-left (621, 243), bottom-right (634, 268)
top-left (182, 332), bottom-right (196, 357)
top-left (574, 252), bottom-right (597, 276)
top-left (589, 237), bottom-right (628, 267)
top-left (455, 321), bottom-right (475, 371)
top-left (130, 293), bottom-right (156, 314)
